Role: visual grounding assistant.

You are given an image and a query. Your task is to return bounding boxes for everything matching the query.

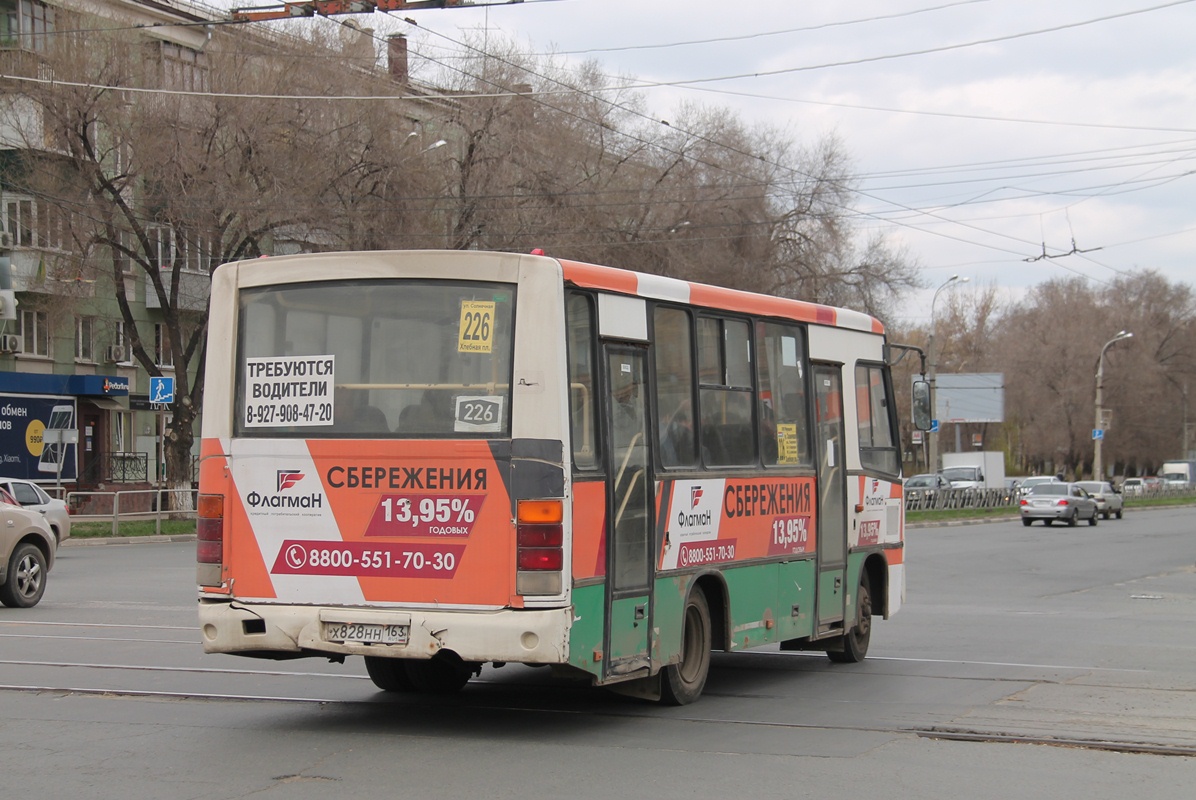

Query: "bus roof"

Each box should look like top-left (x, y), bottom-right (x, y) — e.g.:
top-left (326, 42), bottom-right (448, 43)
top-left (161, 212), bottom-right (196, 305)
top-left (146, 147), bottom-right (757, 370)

top-left (558, 259), bottom-right (884, 335)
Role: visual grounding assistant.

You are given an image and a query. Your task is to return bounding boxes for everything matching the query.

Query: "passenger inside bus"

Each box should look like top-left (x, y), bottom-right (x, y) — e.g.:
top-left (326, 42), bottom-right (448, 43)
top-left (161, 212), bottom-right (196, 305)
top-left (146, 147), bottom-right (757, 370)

top-left (398, 390), bottom-right (451, 434)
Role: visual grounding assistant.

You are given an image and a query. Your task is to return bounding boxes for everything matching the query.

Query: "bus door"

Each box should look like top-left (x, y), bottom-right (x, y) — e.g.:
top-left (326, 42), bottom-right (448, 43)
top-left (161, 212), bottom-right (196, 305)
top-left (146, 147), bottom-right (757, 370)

top-left (813, 364), bottom-right (847, 630)
top-left (602, 345), bottom-right (653, 678)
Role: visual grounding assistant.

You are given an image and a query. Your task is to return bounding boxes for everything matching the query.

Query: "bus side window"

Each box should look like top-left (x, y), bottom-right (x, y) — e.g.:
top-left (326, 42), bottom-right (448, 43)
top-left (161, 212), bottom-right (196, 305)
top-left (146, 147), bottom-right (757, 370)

top-left (566, 292), bottom-right (601, 470)
top-left (654, 306), bottom-right (697, 469)
top-left (757, 321), bottom-right (811, 467)
top-left (697, 316), bottom-right (756, 467)
top-left (855, 362), bottom-right (898, 475)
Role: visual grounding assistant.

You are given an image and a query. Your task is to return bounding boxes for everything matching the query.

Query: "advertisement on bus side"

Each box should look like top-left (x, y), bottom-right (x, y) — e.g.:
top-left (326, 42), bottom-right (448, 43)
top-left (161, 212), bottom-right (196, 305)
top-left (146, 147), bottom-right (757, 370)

top-left (658, 476), bottom-right (818, 571)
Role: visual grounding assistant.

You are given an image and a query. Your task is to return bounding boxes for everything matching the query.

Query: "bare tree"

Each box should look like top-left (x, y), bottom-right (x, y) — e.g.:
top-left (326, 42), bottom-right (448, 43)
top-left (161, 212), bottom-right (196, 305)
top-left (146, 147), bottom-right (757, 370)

top-left (2, 19), bottom-right (442, 504)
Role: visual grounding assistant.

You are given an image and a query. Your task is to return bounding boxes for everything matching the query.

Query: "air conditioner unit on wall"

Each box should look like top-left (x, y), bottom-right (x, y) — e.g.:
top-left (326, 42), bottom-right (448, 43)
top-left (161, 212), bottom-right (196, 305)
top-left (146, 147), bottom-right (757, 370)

top-left (0, 231), bottom-right (11, 248)
top-left (105, 345), bottom-right (126, 362)
top-left (0, 334), bottom-right (22, 354)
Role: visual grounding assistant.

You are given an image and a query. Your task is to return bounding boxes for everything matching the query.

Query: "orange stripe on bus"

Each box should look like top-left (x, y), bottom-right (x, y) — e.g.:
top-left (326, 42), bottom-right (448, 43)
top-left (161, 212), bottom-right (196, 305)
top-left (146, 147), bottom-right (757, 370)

top-left (559, 260), bottom-right (639, 294)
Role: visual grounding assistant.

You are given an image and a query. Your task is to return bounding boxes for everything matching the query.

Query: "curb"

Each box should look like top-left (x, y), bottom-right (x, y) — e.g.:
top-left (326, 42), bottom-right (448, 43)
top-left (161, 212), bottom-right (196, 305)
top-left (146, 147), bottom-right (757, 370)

top-left (63, 534), bottom-right (197, 547)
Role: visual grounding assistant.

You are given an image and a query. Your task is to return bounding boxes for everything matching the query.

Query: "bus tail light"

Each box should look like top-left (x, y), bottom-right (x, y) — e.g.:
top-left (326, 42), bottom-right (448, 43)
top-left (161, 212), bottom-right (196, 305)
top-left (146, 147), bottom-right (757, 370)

top-left (197, 493), bottom-right (224, 587)
top-left (517, 499), bottom-right (563, 596)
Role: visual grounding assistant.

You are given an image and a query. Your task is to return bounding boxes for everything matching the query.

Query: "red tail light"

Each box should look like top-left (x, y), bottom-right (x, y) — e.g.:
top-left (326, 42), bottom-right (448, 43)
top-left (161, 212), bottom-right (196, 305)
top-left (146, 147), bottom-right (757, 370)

top-left (1056, 499), bottom-right (1070, 507)
top-left (197, 494), bottom-right (224, 570)
top-left (517, 499), bottom-right (564, 595)
top-left (1019, 499), bottom-right (1028, 506)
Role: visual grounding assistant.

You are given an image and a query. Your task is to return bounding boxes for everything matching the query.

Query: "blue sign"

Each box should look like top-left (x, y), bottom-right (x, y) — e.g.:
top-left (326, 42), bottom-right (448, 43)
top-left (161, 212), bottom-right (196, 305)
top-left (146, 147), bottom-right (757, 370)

top-left (930, 419), bottom-right (940, 433)
top-left (1092, 428), bottom-right (1104, 440)
top-left (150, 376), bottom-right (175, 404)
top-left (0, 395), bottom-right (78, 481)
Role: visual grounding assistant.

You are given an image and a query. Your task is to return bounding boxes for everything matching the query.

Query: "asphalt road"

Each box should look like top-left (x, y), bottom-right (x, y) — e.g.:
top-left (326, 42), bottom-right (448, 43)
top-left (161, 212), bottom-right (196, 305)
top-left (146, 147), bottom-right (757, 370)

top-left (2, 506), bottom-right (1194, 798)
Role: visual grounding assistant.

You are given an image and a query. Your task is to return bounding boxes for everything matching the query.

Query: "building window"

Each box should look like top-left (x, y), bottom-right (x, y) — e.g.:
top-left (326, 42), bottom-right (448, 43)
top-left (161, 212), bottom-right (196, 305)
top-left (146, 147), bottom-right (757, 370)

top-left (160, 42), bottom-right (209, 92)
top-left (0, 0), bottom-right (56, 52)
top-left (148, 226), bottom-right (211, 273)
top-left (154, 322), bottom-right (173, 368)
top-left (3, 196), bottom-right (68, 250)
top-left (75, 316), bottom-right (94, 361)
top-left (19, 309), bottom-right (50, 356)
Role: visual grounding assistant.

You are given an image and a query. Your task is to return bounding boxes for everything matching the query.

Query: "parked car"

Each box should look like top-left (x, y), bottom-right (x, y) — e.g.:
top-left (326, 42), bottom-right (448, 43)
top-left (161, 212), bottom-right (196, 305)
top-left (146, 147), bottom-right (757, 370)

top-left (1143, 476), bottom-right (1164, 492)
top-left (1019, 483), bottom-right (1099, 527)
top-left (0, 478), bottom-right (72, 543)
top-left (1121, 477), bottom-right (1144, 497)
top-left (1016, 475), bottom-right (1062, 497)
top-left (904, 473), bottom-right (950, 502)
top-left (0, 489), bottom-right (56, 608)
top-left (1076, 481), bottom-right (1124, 520)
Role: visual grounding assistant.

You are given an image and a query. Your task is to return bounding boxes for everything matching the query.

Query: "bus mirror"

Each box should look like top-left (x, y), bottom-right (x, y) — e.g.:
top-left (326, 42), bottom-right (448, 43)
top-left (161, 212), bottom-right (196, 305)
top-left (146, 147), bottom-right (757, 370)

top-left (912, 379), bottom-right (931, 431)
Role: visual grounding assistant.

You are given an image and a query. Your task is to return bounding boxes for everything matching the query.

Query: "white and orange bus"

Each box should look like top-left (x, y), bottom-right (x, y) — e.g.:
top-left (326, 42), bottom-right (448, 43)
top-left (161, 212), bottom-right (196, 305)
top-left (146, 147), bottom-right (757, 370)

top-left (197, 250), bottom-right (914, 704)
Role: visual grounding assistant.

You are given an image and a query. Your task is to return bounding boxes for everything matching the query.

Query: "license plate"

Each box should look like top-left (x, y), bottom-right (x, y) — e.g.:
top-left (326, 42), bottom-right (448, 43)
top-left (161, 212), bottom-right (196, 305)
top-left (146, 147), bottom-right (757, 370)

top-left (323, 622), bottom-right (408, 645)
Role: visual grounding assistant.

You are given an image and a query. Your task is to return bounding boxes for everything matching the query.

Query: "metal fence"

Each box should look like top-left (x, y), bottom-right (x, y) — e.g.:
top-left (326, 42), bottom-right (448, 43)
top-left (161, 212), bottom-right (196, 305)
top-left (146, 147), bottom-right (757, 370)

top-left (905, 485), bottom-right (1196, 512)
top-left (67, 489), bottom-right (198, 537)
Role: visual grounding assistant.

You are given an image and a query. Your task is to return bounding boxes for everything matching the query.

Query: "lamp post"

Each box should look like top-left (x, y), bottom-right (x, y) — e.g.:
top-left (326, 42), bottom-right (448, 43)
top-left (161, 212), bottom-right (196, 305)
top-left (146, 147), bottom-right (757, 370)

top-left (928, 274), bottom-right (968, 474)
top-left (1093, 330), bottom-right (1132, 480)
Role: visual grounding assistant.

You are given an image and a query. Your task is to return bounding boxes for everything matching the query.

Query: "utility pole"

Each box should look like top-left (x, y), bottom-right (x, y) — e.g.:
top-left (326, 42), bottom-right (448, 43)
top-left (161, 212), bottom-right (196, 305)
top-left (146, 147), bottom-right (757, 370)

top-left (928, 275), bottom-right (967, 474)
top-left (1093, 330), bottom-right (1132, 480)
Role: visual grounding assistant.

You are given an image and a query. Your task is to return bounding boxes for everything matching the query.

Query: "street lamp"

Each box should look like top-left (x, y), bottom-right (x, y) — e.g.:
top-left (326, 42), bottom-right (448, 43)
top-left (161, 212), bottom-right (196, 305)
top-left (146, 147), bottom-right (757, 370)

top-left (1093, 330), bottom-right (1132, 480)
top-left (928, 274), bottom-right (969, 474)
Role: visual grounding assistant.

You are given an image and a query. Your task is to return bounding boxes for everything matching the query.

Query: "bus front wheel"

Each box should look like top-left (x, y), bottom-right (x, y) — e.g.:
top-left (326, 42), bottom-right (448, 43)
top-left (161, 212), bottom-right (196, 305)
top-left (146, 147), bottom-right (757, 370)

top-left (661, 589), bottom-right (712, 706)
top-left (827, 573), bottom-right (872, 664)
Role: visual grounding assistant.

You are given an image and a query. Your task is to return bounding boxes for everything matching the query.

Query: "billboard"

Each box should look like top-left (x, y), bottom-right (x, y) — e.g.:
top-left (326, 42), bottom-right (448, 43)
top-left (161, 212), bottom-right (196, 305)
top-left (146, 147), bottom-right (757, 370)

top-left (0, 394), bottom-right (78, 482)
top-left (935, 373), bottom-right (1004, 424)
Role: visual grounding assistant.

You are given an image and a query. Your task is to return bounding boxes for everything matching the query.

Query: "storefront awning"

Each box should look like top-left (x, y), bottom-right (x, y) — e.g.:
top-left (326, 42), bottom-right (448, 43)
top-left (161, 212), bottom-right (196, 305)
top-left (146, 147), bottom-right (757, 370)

top-left (84, 396), bottom-right (129, 411)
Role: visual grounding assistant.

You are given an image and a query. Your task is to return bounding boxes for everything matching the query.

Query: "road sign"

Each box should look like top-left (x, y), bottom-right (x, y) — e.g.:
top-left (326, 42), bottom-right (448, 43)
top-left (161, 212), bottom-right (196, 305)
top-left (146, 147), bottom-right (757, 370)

top-left (150, 376), bottom-right (175, 404)
top-left (930, 419), bottom-right (940, 433)
top-left (1092, 428), bottom-right (1104, 440)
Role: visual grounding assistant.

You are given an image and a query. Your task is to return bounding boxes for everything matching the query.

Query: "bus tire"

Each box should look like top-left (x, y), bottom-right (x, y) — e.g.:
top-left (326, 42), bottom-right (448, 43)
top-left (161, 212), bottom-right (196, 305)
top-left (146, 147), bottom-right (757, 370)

top-left (364, 656), bottom-right (416, 692)
top-left (661, 589), bottom-right (712, 706)
top-left (1, 543), bottom-right (48, 609)
top-left (828, 572), bottom-right (871, 664)
top-left (406, 651), bottom-right (476, 694)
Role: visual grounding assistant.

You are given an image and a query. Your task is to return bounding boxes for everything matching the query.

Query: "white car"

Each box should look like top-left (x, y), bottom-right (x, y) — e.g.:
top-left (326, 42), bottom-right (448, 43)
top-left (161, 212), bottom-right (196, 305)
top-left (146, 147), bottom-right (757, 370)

top-left (0, 488), bottom-right (56, 607)
top-left (1076, 481), bottom-right (1124, 520)
top-left (0, 479), bottom-right (72, 543)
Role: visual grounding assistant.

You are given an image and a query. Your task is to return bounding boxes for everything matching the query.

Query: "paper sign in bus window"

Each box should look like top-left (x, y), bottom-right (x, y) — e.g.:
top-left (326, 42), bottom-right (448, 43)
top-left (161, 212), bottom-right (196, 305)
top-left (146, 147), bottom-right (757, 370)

top-left (776, 423), bottom-right (799, 464)
top-left (458, 301), bottom-right (495, 354)
top-left (243, 355), bottom-right (335, 427)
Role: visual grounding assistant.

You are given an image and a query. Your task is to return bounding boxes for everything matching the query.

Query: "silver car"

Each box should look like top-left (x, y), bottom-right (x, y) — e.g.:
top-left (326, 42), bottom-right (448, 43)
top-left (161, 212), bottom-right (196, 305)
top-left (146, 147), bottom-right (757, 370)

top-left (0, 478), bottom-right (72, 543)
top-left (1076, 481), bottom-right (1124, 520)
top-left (0, 489), bottom-right (56, 607)
top-left (1017, 475), bottom-right (1062, 497)
top-left (1019, 483), bottom-right (1099, 527)
top-left (904, 472), bottom-right (950, 502)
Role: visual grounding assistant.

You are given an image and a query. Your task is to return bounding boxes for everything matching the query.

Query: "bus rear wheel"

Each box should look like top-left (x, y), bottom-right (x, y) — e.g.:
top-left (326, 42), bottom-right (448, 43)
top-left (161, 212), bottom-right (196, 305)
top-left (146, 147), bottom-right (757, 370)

top-left (827, 573), bottom-right (872, 664)
top-left (406, 651), bottom-right (478, 694)
top-left (661, 589), bottom-right (711, 706)
top-left (364, 656), bottom-right (416, 692)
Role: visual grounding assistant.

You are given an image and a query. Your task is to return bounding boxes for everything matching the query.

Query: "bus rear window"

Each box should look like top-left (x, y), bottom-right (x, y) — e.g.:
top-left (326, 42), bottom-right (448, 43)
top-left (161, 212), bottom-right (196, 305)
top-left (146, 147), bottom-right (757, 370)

top-left (234, 280), bottom-right (515, 438)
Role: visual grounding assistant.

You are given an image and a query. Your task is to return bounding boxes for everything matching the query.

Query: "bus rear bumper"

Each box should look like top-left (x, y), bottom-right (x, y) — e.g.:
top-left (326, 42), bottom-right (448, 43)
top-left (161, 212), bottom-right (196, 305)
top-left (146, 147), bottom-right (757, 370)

top-left (198, 599), bottom-right (571, 664)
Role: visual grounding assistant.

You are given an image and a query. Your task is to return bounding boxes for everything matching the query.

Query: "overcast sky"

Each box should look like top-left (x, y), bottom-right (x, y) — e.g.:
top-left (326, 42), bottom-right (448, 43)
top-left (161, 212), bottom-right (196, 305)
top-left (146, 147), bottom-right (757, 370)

top-left (346, 0), bottom-right (1196, 324)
